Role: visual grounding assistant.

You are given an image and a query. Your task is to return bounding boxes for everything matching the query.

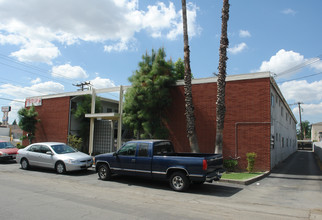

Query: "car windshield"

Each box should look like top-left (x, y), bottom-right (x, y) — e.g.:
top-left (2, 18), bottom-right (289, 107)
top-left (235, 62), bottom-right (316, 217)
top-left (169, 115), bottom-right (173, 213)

top-left (51, 144), bottom-right (77, 154)
top-left (0, 142), bottom-right (15, 149)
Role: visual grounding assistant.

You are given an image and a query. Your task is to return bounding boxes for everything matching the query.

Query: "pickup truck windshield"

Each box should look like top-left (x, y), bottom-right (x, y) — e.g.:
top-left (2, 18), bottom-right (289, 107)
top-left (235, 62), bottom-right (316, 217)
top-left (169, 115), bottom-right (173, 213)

top-left (153, 141), bottom-right (174, 155)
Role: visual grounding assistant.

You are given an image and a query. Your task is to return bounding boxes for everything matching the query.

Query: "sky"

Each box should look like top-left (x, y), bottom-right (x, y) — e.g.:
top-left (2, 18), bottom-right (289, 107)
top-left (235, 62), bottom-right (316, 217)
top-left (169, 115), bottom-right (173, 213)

top-left (0, 0), bottom-right (321, 126)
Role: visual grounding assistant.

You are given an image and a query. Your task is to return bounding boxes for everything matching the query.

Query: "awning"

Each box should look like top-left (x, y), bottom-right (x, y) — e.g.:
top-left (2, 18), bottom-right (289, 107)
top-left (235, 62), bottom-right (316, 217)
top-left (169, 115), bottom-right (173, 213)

top-left (85, 113), bottom-right (120, 120)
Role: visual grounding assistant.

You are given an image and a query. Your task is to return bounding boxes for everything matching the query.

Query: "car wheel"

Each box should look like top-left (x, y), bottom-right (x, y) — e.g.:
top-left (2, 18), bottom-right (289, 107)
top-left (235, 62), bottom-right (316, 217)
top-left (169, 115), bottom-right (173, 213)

top-left (98, 164), bottom-right (111, 181)
top-left (169, 171), bottom-right (190, 192)
top-left (55, 161), bottom-right (66, 174)
top-left (21, 158), bottom-right (29, 170)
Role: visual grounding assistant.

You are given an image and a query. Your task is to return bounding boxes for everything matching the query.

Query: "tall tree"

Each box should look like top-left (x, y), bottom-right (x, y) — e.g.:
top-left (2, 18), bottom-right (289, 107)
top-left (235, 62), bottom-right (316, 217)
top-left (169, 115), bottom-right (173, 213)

top-left (123, 48), bottom-right (177, 139)
top-left (18, 105), bottom-right (39, 144)
top-left (181, 0), bottom-right (200, 153)
top-left (215, 0), bottom-right (230, 154)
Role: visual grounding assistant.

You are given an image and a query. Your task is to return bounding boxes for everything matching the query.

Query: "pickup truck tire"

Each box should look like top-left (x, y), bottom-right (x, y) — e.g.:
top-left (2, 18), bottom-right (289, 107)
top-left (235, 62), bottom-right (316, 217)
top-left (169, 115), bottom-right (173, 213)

top-left (98, 164), bottom-right (111, 181)
top-left (169, 171), bottom-right (190, 192)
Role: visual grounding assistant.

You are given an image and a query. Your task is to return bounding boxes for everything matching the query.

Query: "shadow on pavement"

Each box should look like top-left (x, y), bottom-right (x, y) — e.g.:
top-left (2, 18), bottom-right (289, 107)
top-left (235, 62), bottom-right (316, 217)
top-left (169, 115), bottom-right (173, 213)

top-left (19, 165), bottom-right (96, 176)
top-left (102, 175), bottom-right (243, 197)
top-left (270, 151), bottom-right (322, 176)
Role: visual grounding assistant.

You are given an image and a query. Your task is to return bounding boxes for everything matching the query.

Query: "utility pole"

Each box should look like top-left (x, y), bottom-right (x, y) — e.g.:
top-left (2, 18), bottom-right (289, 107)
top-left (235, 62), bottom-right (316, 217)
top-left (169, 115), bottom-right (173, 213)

top-left (73, 81), bottom-right (92, 91)
top-left (297, 102), bottom-right (304, 140)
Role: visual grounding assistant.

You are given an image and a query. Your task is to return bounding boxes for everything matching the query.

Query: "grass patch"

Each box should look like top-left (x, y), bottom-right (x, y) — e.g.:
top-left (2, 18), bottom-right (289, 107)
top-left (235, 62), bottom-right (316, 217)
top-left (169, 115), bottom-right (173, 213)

top-left (222, 172), bottom-right (264, 180)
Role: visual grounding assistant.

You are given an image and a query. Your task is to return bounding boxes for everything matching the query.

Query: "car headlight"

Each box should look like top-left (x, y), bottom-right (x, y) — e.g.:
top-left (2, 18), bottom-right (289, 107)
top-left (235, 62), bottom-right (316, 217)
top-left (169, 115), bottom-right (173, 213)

top-left (66, 159), bottom-right (78, 164)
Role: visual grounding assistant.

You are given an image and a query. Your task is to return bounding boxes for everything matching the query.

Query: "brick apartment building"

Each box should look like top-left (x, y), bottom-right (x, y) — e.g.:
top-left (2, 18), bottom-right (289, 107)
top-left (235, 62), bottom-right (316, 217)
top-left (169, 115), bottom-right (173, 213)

top-left (24, 72), bottom-right (297, 171)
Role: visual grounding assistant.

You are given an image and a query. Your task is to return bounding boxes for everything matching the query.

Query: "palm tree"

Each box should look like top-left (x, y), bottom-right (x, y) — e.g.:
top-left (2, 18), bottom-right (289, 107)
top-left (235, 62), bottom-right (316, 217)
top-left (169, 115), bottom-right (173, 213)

top-left (215, 0), bottom-right (230, 154)
top-left (181, 0), bottom-right (199, 153)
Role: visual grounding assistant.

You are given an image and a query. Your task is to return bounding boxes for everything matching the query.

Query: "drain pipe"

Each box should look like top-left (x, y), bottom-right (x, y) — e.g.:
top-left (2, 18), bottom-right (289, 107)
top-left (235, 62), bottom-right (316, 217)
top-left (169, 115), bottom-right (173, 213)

top-left (235, 122), bottom-right (271, 158)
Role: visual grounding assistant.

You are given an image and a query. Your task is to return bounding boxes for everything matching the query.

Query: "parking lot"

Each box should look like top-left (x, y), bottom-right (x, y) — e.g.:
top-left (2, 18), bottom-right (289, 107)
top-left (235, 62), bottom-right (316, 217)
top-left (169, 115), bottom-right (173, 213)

top-left (0, 151), bottom-right (322, 220)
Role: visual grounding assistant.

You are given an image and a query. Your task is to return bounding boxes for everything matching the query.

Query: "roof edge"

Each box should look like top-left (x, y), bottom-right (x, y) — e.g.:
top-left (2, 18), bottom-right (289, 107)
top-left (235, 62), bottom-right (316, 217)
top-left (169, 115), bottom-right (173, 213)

top-left (175, 72), bottom-right (271, 86)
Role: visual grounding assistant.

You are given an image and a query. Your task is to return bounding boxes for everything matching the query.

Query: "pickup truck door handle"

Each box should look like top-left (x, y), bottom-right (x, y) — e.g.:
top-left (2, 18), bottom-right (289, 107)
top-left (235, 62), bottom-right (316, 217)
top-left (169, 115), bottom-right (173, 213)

top-left (131, 159), bottom-right (136, 162)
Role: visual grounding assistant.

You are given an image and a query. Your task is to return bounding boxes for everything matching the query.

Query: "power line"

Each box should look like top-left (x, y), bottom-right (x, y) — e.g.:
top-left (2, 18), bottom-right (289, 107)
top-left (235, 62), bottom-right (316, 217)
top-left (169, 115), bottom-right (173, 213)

top-left (274, 54), bottom-right (321, 78)
top-left (277, 71), bottom-right (322, 83)
top-left (0, 97), bottom-right (25, 103)
top-left (0, 53), bottom-right (81, 87)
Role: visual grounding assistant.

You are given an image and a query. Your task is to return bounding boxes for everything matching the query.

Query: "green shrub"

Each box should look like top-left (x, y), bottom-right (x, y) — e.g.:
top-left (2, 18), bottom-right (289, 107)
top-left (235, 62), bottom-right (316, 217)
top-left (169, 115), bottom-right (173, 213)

top-left (16, 143), bottom-right (25, 149)
top-left (68, 135), bottom-right (83, 151)
top-left (223, 159), bottom-right (238, 172)
top-left (246, 152), bottom-right (257, 173)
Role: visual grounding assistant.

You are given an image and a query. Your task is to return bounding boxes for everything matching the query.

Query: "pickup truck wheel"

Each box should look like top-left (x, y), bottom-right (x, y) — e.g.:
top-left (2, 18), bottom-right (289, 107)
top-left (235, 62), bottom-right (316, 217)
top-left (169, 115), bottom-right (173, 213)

top-left (98, 164), bottom-right (111, 181)
top-left (169, 172), bottom-right (190, 192)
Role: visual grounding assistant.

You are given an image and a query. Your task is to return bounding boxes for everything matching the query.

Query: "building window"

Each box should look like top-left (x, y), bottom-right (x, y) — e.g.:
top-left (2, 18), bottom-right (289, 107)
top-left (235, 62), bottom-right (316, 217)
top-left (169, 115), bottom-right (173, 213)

top-left (271, 94), bottom-right (274, 107)
top-left (286, 138), bottom-right (288, 147)
top-left (281, 107), bottom-right (284, 116)
top-left (282, 137), bottom-right (284, 148)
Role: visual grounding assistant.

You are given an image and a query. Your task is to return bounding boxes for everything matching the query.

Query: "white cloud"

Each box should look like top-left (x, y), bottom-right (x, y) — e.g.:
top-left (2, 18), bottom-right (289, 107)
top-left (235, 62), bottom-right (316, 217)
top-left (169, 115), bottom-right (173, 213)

top-left (31, 78), bottom-right (41, 84)
top-left (291, 102), bottom-right (322, 124)
top-left (257, 49), bottom-right (304, 77)
top-left (166, 2), bottom-right (201, 40)
top-left (0, 0), bottom-right (201, 59)
top-left (282, 8), bottom-right (296, 15)
top-left (239, 30), bottom-right (251, 38)
top-left (11, 41), bottom-right (60, 64)
top-left (90, 77), bottom-right (116, 89)
top-left (311, 60), bottom-right (322, 71)
top-left (0, 81), bottom-right (64, 98)
top-left (8, 100), bottom-right (25, 124)
top-left (228, 42), bottom-right (247, 55)
top-left (104, 39), bottom-right (136, 53)
top-left (279, 80), bottom-right (322, 103)
top-left (51, 64), bottom-right (88, 79)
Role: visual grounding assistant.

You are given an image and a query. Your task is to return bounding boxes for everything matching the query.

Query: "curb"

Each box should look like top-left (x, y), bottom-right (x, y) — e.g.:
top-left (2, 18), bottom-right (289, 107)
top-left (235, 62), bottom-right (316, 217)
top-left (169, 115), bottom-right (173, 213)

top-left (220, 171), bottom-right (271, 185)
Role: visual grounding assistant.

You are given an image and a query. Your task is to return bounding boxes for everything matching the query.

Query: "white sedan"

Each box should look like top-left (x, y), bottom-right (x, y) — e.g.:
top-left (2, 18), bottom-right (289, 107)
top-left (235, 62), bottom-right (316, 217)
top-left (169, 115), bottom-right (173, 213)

top-left (16, 142), bottom-right (93, 174)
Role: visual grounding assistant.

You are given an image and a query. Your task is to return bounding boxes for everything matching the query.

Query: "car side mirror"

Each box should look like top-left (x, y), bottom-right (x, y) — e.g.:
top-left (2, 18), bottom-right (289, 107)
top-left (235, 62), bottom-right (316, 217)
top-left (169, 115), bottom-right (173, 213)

top-left (46, 151), bottom-right (53, 155)
top-left (113, 152), bottom-right (118, 157)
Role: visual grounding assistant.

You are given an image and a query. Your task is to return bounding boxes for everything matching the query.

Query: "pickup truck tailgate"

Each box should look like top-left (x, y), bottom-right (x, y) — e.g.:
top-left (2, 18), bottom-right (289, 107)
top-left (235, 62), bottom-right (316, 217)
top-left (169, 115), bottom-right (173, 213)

top-left (205, 154), bottom-right (224, 176)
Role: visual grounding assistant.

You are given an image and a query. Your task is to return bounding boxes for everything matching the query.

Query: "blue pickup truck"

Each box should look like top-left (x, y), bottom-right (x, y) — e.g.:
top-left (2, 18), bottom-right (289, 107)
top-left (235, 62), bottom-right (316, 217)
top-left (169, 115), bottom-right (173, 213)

top-left (95, 140), bottom-right (224, 191)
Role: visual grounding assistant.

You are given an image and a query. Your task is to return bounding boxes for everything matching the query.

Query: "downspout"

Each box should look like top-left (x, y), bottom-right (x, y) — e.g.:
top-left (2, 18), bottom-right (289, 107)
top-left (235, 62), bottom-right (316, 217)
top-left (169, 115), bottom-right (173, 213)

top-left (235, 122), bottom-right (271, 158)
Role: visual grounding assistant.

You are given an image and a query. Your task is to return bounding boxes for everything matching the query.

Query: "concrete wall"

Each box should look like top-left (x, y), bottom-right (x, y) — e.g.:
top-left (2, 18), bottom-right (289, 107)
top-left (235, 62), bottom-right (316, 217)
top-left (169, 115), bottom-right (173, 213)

top-left (314, 142), bottom-right (322, 161)
top-left (270, 84), bottom-right (297, 168)
top-left (311, 123), bottom-right (322, 142)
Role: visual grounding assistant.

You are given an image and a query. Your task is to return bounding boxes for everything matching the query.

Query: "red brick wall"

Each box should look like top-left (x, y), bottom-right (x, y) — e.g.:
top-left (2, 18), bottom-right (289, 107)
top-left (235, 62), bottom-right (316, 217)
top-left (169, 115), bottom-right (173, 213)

top-left (165, 78), bottom-right (271, 171)
top-left (23, 97), bottom-right (70, 146)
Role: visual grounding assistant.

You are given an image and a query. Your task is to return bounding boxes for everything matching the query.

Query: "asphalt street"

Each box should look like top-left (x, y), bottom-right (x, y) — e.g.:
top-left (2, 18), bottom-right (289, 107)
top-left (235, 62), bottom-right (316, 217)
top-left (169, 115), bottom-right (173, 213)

top-left (0, 150), bottom-right (321, 220)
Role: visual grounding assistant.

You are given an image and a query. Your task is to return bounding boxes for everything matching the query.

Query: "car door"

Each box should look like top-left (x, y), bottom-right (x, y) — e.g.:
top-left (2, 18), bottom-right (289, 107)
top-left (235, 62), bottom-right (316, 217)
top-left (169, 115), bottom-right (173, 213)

top-left (37, 145), bottom-right (55, 168)
top-left (135, 143), bottom-right (152, 177)
top-left (116, 142), bottom-right (137, 176)
top-left (26, 145), bottom-right (42, 166)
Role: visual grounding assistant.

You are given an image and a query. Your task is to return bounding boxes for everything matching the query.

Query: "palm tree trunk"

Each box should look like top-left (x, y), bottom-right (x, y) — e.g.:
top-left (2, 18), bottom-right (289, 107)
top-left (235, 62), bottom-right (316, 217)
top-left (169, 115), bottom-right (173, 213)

top-left (182, 0), bottom-right (200, 153)
top-left (215, 0), bottom-right (230, 154)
